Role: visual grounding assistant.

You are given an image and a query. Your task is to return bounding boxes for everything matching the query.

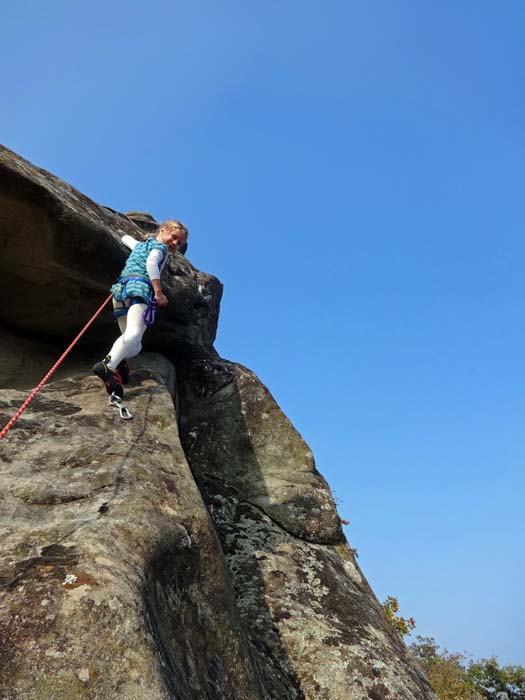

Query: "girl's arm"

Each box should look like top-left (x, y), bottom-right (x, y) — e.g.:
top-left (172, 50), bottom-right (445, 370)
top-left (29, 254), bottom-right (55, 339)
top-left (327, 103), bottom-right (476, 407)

top-left (122, 234), bottom-right (138, 251)
top-left (146, 249), bottom-right (169, 307)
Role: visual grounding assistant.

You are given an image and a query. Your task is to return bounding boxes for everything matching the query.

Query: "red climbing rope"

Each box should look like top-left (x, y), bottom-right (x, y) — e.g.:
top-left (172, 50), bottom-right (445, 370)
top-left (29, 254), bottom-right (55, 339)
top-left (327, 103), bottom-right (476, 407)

top-left (0, 293), bottom-right (114, 440)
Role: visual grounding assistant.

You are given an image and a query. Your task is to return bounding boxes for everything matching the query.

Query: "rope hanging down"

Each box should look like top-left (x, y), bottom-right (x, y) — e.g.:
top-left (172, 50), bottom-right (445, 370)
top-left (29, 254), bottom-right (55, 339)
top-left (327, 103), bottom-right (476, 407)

top-left (0, 293), bottom-right (114, 440)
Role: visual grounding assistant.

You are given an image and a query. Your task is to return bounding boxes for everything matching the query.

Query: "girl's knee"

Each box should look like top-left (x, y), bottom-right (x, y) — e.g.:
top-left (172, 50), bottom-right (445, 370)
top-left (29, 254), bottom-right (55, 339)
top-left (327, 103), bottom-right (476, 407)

top-left (122, 332), bottom-right (142, 357)
top-left (120, 305), bottom-right (147, 358)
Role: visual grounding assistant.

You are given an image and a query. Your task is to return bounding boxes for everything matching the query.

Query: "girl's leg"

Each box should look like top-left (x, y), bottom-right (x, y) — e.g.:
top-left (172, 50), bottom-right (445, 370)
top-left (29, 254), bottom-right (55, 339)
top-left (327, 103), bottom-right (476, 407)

top-left (109, 299), bottom-right (130, 381)
top-left (106, 303), bottom-right (147, 370)
top-left (113, 299), bottom-right (128, 335)
top-left (100, 299), bottom-right (128, 370)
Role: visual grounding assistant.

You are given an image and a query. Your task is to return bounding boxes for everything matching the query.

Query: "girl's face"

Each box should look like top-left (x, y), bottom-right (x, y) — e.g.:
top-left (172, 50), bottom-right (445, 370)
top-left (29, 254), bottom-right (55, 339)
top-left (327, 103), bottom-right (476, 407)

top-left (158, 226), bottom-right (187, 251)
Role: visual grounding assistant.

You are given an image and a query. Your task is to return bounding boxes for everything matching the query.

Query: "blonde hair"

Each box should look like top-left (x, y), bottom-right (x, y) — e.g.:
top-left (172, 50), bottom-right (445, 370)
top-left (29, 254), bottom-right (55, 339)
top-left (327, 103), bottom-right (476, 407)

top-left (159, 219), bottom-right (188, 241)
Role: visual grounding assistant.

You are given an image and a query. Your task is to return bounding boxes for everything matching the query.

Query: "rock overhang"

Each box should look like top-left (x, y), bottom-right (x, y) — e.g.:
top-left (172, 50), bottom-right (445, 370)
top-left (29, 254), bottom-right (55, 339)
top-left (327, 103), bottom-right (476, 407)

top-left (0, 144), bottom-right (222, 355)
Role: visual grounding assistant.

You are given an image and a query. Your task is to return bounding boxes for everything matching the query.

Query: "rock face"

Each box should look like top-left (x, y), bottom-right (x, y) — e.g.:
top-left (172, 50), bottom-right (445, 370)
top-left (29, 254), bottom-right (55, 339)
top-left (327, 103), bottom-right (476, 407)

top-left (0, 146), bottom-right (437, 699)
top-left (0, 147), bottom-right (220, 355)
top-left (0, 358), bottom-right (266, 700)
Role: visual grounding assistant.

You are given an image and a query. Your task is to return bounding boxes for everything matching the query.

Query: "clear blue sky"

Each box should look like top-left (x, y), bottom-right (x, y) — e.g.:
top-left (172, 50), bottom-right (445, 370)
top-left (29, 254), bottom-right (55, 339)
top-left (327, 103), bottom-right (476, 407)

top-left (2, 0), bottom-right (523, 665)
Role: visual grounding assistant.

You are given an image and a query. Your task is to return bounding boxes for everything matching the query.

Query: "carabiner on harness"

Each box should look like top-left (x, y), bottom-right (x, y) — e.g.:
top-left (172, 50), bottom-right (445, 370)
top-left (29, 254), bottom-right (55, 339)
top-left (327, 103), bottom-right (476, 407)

top-left (142, 299), bottom-right (157, 326)
top-left (109, 392), bottom-right (133, 420)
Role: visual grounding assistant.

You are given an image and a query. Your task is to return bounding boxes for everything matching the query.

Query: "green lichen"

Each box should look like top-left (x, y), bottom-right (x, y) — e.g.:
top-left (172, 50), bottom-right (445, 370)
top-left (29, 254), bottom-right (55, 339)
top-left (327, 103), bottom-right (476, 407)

top-left (23, 673), bottom-right (89, 700)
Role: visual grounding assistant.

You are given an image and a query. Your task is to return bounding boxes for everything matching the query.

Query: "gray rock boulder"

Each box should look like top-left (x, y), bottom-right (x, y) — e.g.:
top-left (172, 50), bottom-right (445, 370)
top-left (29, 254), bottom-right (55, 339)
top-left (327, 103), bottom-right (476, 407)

top-left (176, 356), bottom-right (435, 699)
top-left (0, 145), bottom-right (437, 699)
top-left (0, 357), bottom-right (266, 699)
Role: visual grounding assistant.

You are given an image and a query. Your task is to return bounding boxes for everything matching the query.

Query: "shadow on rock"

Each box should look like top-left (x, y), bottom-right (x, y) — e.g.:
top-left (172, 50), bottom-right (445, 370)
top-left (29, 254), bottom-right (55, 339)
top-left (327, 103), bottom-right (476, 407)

top-left (143, 534), bottom-right (269, 700)
top-left (172, 353), bottom-right (436, 700)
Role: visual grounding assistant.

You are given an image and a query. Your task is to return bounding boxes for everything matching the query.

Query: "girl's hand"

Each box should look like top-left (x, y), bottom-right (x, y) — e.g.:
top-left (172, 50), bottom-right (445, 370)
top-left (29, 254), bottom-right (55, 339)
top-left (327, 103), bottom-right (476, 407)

top-left (155, 292), bottom-right (169, 308)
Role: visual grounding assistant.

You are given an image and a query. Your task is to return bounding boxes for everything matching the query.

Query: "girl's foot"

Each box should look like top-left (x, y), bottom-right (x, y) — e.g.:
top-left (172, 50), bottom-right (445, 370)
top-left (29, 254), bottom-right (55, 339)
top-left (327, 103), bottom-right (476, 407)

top-left (93, 356), bottom-right (124, 398)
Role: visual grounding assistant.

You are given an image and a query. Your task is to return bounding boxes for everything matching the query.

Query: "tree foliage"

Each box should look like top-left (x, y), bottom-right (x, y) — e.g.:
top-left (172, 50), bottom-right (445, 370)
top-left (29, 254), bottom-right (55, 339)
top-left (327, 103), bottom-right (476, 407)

top-left (382, 596), bottom-right (416, 638)
top-left (409, 636), bottom-right (525, 700)
top-left (383, 595), bottom-right (525, 700)
top-left (410, 636), bottom-right (478, 700)
top-left (468, 657), bottom-right (525, 699)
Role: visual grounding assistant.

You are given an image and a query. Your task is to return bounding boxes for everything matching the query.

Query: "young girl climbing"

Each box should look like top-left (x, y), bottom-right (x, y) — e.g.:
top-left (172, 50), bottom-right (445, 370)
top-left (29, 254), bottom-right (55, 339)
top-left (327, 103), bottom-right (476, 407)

top-left (93, 220), bottom-right (188, 398)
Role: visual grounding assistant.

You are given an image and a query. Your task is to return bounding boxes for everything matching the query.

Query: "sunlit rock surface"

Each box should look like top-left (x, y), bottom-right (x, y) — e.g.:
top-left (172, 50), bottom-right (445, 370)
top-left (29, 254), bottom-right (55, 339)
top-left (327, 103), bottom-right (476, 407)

top-left (0, 357), bottom-right (265, 699)
top-left (0, 145), bottom-right (436, 699)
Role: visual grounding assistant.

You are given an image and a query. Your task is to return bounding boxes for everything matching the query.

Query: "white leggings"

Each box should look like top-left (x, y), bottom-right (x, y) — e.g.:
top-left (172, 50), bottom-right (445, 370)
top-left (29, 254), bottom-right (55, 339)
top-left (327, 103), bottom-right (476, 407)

top-left (106, 300), bottom-right (148, 370)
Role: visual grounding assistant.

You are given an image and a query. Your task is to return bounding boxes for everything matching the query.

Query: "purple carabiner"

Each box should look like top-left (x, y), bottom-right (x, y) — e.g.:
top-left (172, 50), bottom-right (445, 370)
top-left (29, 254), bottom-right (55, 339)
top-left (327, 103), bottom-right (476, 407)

top-left (143, 300), bottom-right (157, 326)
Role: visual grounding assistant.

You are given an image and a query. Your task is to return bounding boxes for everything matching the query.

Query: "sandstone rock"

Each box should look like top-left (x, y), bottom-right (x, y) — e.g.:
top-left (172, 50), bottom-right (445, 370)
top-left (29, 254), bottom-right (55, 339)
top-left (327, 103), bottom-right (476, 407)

top-left (0, 356), bottom-right (266, 700)
top-left (0, 146), bottom-right (437, 699)
top-left (0, 327), bottom-right (94, 391)
top-left (176, 357), bottom-right (343, 544)
top-left (124, 212), bottom-right (158, 232)
top-left (176, 356), bottom-right (436, 699)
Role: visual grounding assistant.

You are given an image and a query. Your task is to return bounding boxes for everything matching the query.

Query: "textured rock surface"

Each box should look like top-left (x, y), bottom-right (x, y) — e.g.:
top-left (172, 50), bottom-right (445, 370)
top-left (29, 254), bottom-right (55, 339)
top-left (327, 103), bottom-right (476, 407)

top-left (0, 356), bottom-right (265, 700)
top-left (177, 357), bottom-right (343, 544)
top-left (176, 356), bottom-right (436, 700)
top-left (0, 146), bottom-right (437, 699)
top-left (0, 327), bottom-right (97, 390)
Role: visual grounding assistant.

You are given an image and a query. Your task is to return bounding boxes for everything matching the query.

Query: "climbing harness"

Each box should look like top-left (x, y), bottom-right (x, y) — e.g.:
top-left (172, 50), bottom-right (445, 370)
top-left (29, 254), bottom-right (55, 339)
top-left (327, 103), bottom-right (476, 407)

top-left (109, 392), bottom-right (133, 421)
top-left (111, 275), bottom-right (158, 327)
top-left (0, 293), bottom-right (114, 440)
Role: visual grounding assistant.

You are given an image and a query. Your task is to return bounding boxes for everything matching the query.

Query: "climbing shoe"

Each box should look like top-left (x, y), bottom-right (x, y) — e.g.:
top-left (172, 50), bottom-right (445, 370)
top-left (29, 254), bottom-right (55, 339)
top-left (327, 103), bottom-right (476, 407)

top-left (93, 356), bottom-right (124, 398)
top-left (117, 359), bottom-right (130, 385)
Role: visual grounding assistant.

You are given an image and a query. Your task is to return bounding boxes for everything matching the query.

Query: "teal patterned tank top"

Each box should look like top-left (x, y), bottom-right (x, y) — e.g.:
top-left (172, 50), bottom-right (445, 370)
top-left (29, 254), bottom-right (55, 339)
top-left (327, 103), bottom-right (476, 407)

top-left (111, 237), bottom-right (168, 303)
